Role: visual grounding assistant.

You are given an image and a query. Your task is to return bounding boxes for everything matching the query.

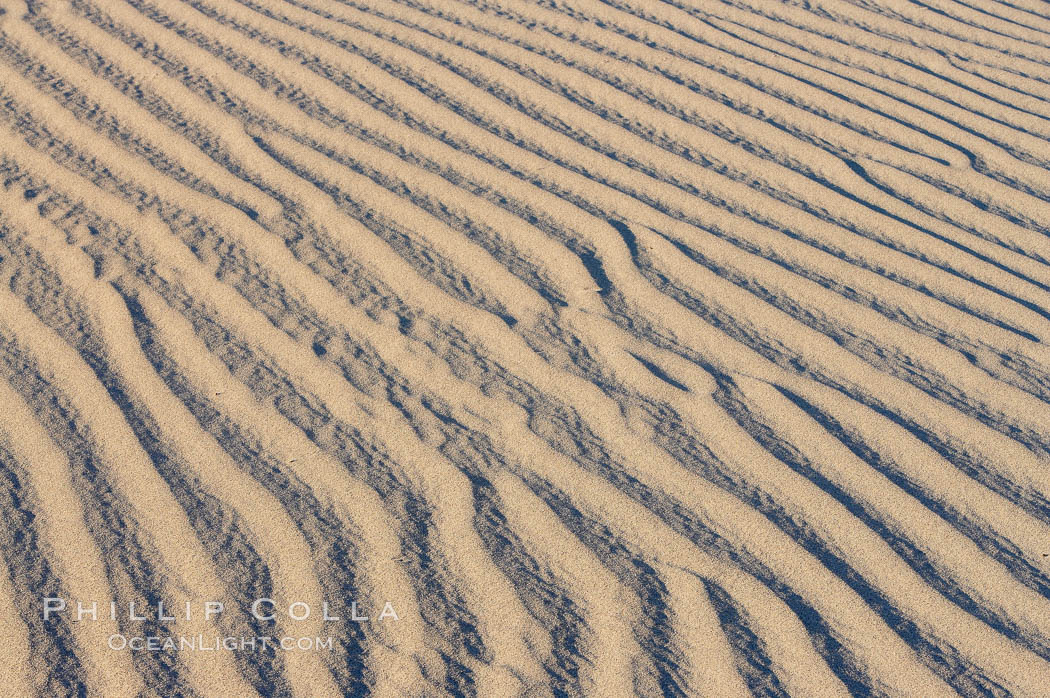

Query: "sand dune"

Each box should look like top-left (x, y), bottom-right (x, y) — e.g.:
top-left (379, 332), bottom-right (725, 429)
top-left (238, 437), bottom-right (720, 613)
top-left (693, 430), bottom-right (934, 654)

top-left (0, 0), bottom-right (1048, 694)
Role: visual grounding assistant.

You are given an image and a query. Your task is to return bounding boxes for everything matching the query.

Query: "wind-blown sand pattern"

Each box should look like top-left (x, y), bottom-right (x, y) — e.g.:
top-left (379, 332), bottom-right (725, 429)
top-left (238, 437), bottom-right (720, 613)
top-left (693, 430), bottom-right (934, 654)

top-left (0, 0), bottom-right (1048, 694)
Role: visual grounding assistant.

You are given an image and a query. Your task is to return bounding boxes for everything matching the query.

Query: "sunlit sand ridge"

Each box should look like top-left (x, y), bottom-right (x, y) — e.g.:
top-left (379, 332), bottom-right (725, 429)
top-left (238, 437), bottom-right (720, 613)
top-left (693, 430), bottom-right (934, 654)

top-left (1, 0), bottom-right (1049, 695)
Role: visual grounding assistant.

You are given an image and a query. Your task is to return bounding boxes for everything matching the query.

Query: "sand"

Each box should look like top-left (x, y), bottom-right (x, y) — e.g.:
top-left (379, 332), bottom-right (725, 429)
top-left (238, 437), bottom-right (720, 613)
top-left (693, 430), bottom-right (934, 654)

top-left (0, 0), bottom-right (1048, 694)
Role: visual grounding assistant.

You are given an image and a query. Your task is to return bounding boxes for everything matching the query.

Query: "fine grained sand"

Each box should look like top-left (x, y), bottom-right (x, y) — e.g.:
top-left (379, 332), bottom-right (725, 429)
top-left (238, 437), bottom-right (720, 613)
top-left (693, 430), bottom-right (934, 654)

top-left (0, 0), bottom-right (1048, 694)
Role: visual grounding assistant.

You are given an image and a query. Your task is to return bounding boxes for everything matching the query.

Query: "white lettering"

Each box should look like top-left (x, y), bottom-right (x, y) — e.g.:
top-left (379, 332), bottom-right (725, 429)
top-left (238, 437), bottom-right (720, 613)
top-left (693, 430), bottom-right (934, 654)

top-left (251, 598), bottom-right (275, 621)
top-left (43, 597), bottom-right (65, 620)
top-left (378, 602), bottom-right (399, 622)
top-left (288, 602), bottom-right (310, 621)
top-left (129, 602), bottom-right (147, 621)
top-left (76, 601), bottom-right (97, 622)
top-left (204, 601), bottom-right (223, 620)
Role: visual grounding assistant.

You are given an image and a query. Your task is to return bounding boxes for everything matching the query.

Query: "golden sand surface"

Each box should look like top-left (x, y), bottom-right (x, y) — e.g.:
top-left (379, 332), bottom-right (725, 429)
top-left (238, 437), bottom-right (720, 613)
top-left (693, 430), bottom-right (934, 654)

top-left (0, 0), bottom-right (1049, 695)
